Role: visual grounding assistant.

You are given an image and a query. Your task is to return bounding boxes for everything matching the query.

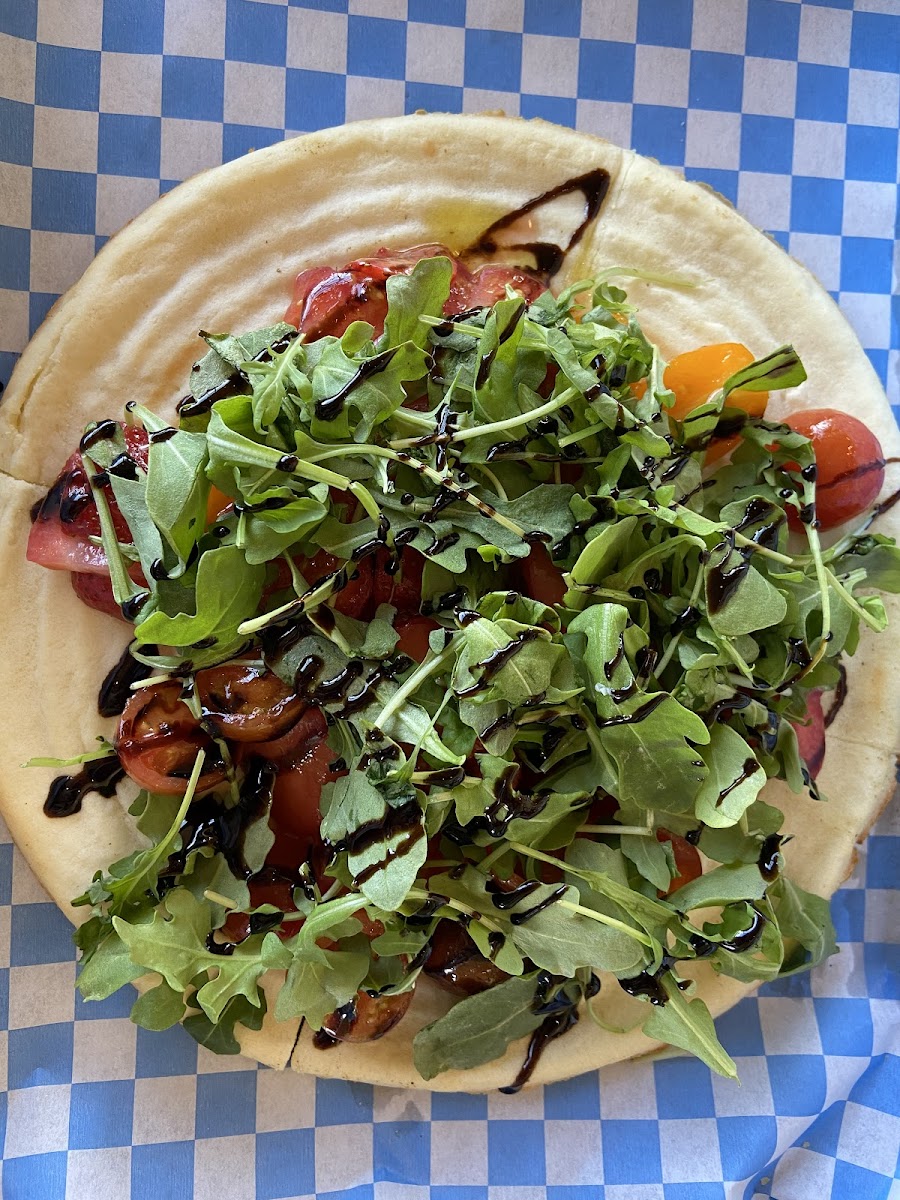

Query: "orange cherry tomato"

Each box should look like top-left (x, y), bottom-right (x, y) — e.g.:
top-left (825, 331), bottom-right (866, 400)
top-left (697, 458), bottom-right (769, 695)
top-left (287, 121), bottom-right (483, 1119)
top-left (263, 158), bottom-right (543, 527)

top-left (656, 829), bottom-right (702, 895)
top-left (665, 343), bottom-right (769, 422)
top-left (783, 408), bottom-right (885, 530)
top-left (205, 484), bottom-right (232, 526)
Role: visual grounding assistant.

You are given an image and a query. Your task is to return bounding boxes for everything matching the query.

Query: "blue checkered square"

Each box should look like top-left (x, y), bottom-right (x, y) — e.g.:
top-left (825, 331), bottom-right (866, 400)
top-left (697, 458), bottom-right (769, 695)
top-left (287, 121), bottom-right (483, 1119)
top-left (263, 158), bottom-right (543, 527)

top-left (717, 1116), bottom-right (777, 1180)
top-left (162, 56), bottom-right (226, 122)
top-left (638, 0), bottom-right (693, 49)
top-left (431, 1091), bottom-right (488, 1121)
top-left (850, 1054), bottom-right (900, 1118)
top-left (0, 226), bottom-right (29, 291)
top-left (833, 1159), bottom-right (894, 1200)
top-left (803, 1102), bottom-right (845, 1157)
top-left (0, 0), bottom-right (36, 39)
top-left (348, 15), bottom-right (407, 80)
top-left (0, 352), bottom-right (19, 391)
top-left (374, 1121), bottom-right (430, 1185)
top-left (865, 943), bottom-right (900, 998)
top-left (850, 12), bottom-right (900, 75)
top-left (548, 1189), bottom-right (604, 1200)
top-left (814, 998), bottom-right (874, 1057)
top-left (3, 1152), bottom-right (68, 1200)
top-left (465, 28), bottom-right (522, 93)
top-left (841, 238), bottom-right (894, 294)
top-left (225, 0), bottom-right (288, 66)
top-left (578, 40), bottom-right (635, 102)
top-left (8, 1022), bottom-right (74, 1089)
top-left (35, 44), bottom-right (101, 112)
top-left (315, 1077), bottom-right (374, 1126)
top-left (524, 0), bottom-right (581, 39)
top-left (98, 113), bottom-right (161, 178)
top-left (102, 0), bottom-right (165, 53)
top-left (867, 836), bottom-right (899, 888)
top-left (29, 292), bottom-right (57, 337)
top-left (286, 69), bottom-right (347, 132)
top-left (135, 1023), bottom-right (198, 1077)
top-left (521, 95), bottom-right (577, 126)
top-left (685, 167), bottom-right (739, 204)
top-left (11, 901), bottom-right (77, 964)
top-left (791, 175), bottom-right (844, 234)
top-left (289, 0), bottom-right (347, 9)
top-left (405, 82), bottom-right (464, 116)
top-left (0, 840), bottom-right (12, 904)
top-left (69, 1080), bottom-right (135, 1148)
top-left (132, 1143), bottom-right (195, 1200)
top-left (222, 123), bottom-right (283, 162)
top-left (654, 1058), bottom-right (715, 1119)
top-left (431, 1190), bottom-right (491, 1200)
top-left (603, 1120), bottom-right (663, 1185)
top-left (689, 51), bottom-right (744, 112)
top-left (664, 1187), bottom-right (726, 1200)
top-left (741, 114), bottom-right (794, 174)
top-left (0, 966), bottom-right (9, 1030)
top-left (488, 1120), bottom-right (546, 1186)
top-left (256, 1129), bottom-right (315, 1199)
top-left (632, 104), bottom-right (687, 166)
top-left (768, 1055), bottom-right (827, 1115)
top-left (846, 126), bottom-right (898, 183)
top-left (195, 1071), bottom-right (257, 1139)
top-left (832, 888), bottom-right (865, 941)
top-left (75, 967), bottom-right (136, 1019)
top-left (797, 63), bottom-right (849, 124)
top-left (409, 0), bottom-right (465, 26)
top-left (0, 99), bottom-right (33, 168)
top-left (544, 1071), bottom-right (600, 1119)
top-left (746, 0), bottom-right (801, 62)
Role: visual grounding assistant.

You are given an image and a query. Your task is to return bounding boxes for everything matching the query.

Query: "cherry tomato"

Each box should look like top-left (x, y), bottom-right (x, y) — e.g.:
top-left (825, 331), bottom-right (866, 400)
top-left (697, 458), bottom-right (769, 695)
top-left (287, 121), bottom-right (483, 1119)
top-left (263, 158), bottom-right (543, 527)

top-left (791, 689), bottom-right (826, 780)
top-left (116, 681), bottom-right (226, 795)
top-left (657, 829), bottom-right (702, 895)
top-left (395, 615), bottom-right (438, 663)
top-left (205, 484), bottom-right (231, 526)
top-left (665, 343), bottom-right (769, 422)
top-left (320, 987), bottom-right (414, 1043)
top-left (424, 920), bottom-right (509, 995)
top-left (517, 542), bottom-right (566, 608)
top-left (269, 737), bottom-right (340, 851)
top-left (459, 263), bottom-right (545, 309)
top-left (195, 664), bottom-right (306, 743)
top-left (246, 704), bottom-right (328, 763)
top-left (783, 408), bottom-right (885, 530)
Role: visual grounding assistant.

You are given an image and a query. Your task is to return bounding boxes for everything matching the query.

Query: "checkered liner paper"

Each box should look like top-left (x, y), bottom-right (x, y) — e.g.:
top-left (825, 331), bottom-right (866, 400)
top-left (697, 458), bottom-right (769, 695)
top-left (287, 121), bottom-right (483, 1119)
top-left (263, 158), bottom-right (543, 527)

top-left (0, 1), bottom-right (898, 1197)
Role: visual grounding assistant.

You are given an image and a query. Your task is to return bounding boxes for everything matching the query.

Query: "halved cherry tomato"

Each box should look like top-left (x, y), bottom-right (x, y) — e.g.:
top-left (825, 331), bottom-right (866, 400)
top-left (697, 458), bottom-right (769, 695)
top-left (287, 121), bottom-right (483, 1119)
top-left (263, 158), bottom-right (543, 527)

top-left (424, 920), bottom-right (510, 995)
top-left (517, 542), bottom-right (566, 608)
top-left (791, 689), bottom-right (826, 779)
top-left (657, 829), bottom-right (702, 895)
top-left (320, 987), bottom-right (414, 1043)
top-left (195, 664), bottom-right (307, 743)
top-left (247, 704), bottom-right (328, 763)
top-left (665, 343), bottom-right (769, 422)
top-left (206, 484), bottom-right (231, 526)
top-left (269, 737), bottom-right (340, 852)
top-left (116, 681), bottom-right (226, 795)
top-left (70, 571), bottom-right (126, 620)
top-left (783, 408), bottom-right (885, 530)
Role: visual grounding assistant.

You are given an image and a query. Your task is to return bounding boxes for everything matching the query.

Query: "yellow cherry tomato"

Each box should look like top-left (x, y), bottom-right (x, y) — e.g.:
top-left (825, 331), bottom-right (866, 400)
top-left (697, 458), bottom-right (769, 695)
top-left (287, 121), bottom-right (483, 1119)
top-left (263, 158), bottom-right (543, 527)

top-left (665, 342), bottom-right (768, 421)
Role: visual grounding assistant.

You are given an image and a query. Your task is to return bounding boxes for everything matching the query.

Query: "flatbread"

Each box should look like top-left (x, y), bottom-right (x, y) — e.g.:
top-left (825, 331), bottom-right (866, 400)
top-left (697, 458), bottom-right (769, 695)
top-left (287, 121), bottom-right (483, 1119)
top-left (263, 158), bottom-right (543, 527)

top-left (0, 113), bottom-right (897, 1089)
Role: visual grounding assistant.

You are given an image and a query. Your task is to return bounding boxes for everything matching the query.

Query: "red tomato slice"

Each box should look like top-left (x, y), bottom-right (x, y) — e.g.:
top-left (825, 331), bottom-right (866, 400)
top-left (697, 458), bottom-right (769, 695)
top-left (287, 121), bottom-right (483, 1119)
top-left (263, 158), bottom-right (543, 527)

top-left (320, 987), bottom-right (414, 1043)
top-left (395, 615), bottom-right (439, 663)
top-left (783, 408), bottom-right (885, 530)
top-left (791, 690), bottom-right (826, 779)
top-left (196, 663), bottom-right (307, 742)
top-left (517, 542), bottom-right (566, 608)
top-left (269, 737), bottom-right (340, 851)
top-left (246, 705), bottom-right (328, 763)
top-left (657, 829), bottom-right (702, 895)
top-left (460, 263), bottom-right (546, 309)
top-left (70, 571), bottom-right (127, 620)
top-left (116, 681), bottom-right (226, 795)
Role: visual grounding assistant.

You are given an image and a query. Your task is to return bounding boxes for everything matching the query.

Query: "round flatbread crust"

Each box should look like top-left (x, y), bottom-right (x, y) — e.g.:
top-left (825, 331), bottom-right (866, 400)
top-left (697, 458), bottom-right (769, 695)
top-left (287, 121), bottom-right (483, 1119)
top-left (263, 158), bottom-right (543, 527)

top-left (0, 113), bottom-right (897, 1089)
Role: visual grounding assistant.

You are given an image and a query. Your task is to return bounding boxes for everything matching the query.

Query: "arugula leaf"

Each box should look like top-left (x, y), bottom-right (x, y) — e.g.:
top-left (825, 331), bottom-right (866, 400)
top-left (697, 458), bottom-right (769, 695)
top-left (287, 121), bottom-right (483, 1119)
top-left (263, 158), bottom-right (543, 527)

top-left (643, 978), bottom-right (737, 1079)
top-left (694, 725), bottom-right (765, 829)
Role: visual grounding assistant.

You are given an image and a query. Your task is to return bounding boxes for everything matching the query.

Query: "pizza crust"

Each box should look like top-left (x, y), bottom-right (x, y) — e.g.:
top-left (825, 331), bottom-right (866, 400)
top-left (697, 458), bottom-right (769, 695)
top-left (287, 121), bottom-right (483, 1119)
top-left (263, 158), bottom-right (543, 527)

top-left (0, 113), bottom-right (896, 1088)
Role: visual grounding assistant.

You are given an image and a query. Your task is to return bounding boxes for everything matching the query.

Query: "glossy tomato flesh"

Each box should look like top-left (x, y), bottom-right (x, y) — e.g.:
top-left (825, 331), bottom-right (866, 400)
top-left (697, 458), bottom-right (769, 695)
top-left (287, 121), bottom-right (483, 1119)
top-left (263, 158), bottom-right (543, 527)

top-left (783, 408), bottom-right (885, 530)
top-left (116, 681), bottom-right (226, 795)
top-left (517, 542), bottom-right (566, 608)
top-left (196, 663), bottom-right (307, 742)
top-left (657, 829), bottom-right (702, 895)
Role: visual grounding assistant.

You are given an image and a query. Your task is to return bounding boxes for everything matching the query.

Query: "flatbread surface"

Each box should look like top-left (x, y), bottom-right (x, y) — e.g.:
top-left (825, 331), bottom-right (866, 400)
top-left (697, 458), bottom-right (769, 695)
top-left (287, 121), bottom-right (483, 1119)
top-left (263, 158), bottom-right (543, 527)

top-left (0, 113), bottom-right (897, 1089)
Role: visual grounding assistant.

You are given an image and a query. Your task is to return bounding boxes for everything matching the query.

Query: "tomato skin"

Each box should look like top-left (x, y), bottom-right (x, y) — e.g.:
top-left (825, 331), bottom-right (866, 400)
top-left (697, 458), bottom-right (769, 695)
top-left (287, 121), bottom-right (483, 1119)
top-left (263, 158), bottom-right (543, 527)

top-left (791, 690), bottom-right (826, 779)
top-left (320, 987), bottom-right (414, 1044)
top-left (70, 571), bottom-right (127, 620)
top-left (395, 615), bottom-right (438, 663)
top-left (517, 542), bottom-right (566, 608)
top-left (116, 681), bottom-right (227, 795)
top-left (783, 408), bottom-right (885, 530)
top-left (269, 737), bottom-right (338, 849)
top-left (246, 704), bottom-right (328, 763)
top-left (196, 663), bottom-right (307, 742)
top-left (424, 920), bottom-right (509, 995)
top-left (656, 829), bottom-right (702, 895)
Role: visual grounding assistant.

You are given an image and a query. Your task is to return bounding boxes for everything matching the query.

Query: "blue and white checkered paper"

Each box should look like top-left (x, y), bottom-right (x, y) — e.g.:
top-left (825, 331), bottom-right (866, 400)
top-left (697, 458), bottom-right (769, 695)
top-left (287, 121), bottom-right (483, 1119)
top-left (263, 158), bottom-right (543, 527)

top-left (1, 2), bottom-right (898, 1197)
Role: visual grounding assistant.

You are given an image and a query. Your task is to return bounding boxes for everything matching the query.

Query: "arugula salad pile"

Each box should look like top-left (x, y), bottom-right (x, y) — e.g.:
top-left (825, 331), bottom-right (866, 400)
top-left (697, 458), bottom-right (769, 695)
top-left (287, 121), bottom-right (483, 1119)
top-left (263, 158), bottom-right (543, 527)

top-left (56, 255), bottom-right (900, 1083)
